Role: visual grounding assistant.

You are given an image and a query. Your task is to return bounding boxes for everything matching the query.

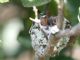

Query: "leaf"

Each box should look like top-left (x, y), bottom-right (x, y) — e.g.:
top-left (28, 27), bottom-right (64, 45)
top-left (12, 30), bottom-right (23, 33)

top-left (0, 0), bottom-right (9, 3)
top-left (21, 0), bottom-right (51, 7)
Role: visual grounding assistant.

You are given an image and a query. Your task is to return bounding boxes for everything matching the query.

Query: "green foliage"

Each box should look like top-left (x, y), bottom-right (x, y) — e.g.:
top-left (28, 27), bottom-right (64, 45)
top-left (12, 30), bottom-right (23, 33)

top-left (21, 0), bottom-right (51, 7)
top-left (48, 0), bottom-right (57, 16)
top-left (65, 0), bottom-right (80, 25)
top-left (18, 36), bottom-right (32, 49)
top-left (0, 0), bottom-right (9, 3)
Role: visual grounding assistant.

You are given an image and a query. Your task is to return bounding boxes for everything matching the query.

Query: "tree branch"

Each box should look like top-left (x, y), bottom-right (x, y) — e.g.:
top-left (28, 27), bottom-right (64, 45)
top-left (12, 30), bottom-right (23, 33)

top-left (56, 0), bottom-right (64, 29)
top-left (55, 23), bottom-right (80, 38)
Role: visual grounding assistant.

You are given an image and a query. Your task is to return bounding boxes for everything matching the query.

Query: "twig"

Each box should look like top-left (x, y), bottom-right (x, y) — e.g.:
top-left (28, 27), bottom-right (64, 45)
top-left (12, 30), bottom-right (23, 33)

top-left (56, 0), bottom-right (64, 29)
top-left (55, 23), bottom-right (80, 38)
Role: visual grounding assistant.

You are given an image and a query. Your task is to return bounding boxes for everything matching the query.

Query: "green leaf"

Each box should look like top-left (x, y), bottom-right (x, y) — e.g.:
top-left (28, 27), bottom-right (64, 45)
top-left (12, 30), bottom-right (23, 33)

top-left (21, 0), bottom-right (51, 7)
top-left (0, 0), bottom-right (9, 3)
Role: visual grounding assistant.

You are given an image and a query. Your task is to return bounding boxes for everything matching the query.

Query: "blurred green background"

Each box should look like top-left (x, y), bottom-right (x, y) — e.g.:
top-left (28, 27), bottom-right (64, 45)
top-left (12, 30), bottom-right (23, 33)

top-left (0, 0), bottom-right (80, 60)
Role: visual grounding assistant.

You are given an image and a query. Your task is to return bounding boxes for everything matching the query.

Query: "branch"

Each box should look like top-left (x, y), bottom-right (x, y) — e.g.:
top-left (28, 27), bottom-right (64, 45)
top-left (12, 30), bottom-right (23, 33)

top-left (56, 0), bottom-right (64, 29)
top-left (55, 23), bottom-right (80, 38)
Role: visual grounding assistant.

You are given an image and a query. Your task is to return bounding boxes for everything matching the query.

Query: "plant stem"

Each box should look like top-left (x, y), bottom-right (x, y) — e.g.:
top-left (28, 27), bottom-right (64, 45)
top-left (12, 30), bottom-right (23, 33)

top-left (57, 0), bottom-right (64, 29)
